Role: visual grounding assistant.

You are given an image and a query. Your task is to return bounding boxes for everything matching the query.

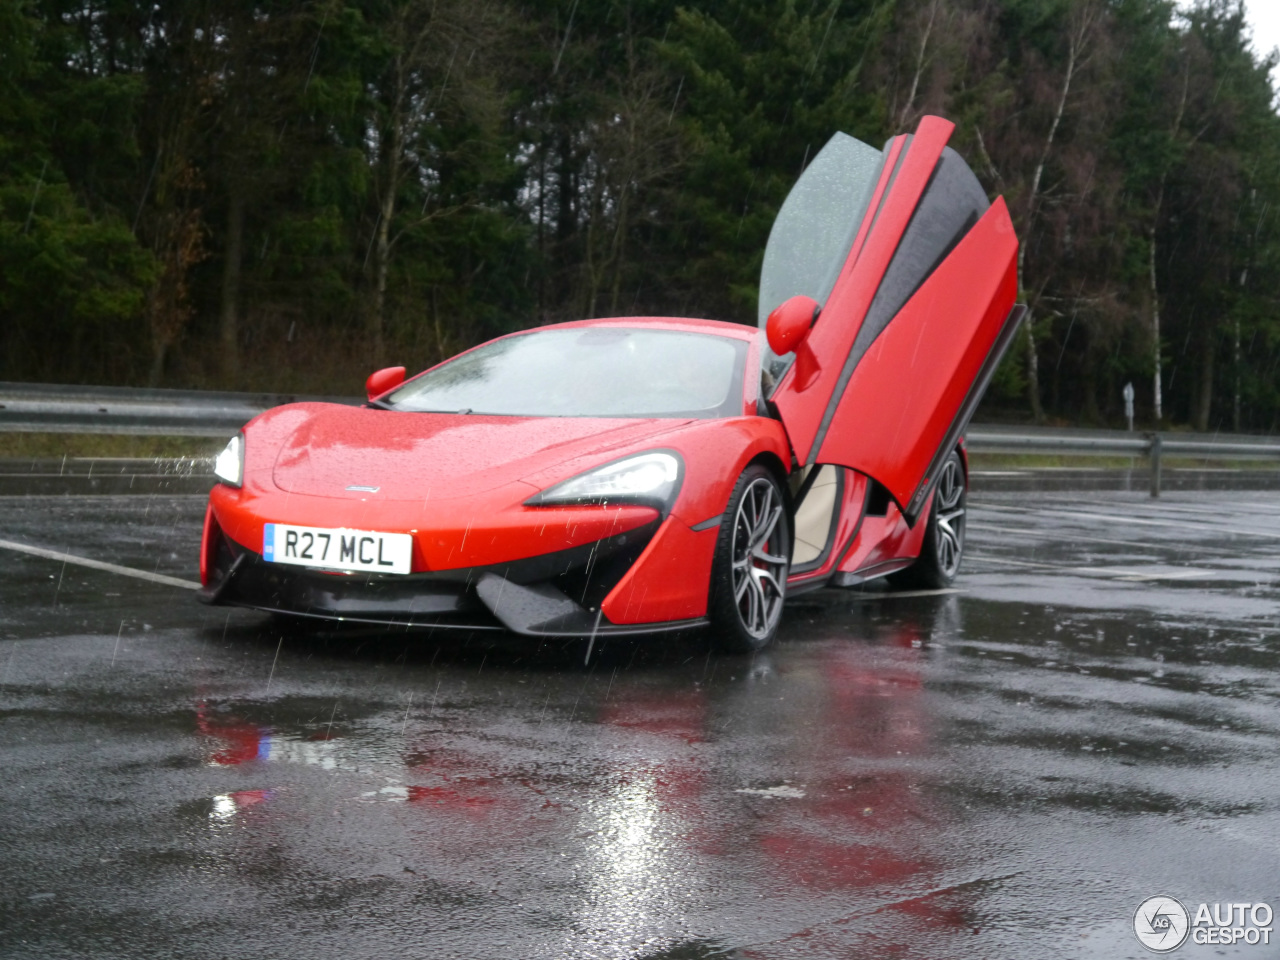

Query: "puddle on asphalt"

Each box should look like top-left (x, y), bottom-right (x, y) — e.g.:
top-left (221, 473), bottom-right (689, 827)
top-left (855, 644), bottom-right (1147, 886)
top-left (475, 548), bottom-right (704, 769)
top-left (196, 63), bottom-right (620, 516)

top-left (5, 493), bottom-right (1280, 958)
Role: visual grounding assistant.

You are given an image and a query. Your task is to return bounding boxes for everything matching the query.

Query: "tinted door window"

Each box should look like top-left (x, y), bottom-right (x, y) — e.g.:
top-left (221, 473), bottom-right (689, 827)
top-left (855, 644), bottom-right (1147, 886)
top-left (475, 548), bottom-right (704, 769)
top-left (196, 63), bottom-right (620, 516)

top-left (757, 132), bottom-right (883, 381)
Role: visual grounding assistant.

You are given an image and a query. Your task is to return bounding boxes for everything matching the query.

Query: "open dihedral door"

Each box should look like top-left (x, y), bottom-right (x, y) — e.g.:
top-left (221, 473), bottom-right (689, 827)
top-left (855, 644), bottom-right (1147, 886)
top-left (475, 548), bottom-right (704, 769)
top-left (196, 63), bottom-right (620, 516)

top-left (759, 115), bottom-right (1024, 523)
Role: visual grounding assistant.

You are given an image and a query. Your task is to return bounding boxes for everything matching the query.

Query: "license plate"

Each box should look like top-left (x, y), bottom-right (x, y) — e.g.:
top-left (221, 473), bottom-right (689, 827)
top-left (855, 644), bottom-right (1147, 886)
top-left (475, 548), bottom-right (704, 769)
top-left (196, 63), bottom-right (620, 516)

top-left (262, 523), bottom-right (412, 575)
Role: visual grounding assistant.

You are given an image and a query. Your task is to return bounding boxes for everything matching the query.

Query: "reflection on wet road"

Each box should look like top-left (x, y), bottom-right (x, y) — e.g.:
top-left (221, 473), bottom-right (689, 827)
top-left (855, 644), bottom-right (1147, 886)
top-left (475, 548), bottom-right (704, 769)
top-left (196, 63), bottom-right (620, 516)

top-left (1, 491), bottom-right (1278, 959)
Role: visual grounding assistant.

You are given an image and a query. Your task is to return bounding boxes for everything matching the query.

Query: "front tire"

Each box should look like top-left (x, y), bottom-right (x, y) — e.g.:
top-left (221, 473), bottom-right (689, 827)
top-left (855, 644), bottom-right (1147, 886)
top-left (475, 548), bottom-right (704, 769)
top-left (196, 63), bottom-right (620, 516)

top-left (889, 450), bottom-right (966, 590)
top-left (708, 465), bottom-right (791, 652)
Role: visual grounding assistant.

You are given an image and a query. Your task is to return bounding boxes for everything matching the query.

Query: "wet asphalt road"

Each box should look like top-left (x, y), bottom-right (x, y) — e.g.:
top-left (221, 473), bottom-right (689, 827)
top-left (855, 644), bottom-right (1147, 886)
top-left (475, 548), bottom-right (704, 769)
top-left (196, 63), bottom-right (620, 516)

top-left (1, 489), bottom-right (1279, 959)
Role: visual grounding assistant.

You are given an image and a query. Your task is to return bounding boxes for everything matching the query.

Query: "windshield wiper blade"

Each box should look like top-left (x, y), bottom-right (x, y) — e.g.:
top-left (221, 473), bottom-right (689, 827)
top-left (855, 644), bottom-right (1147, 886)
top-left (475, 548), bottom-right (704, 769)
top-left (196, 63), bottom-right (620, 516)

top-left (365, 402), bottom-right (480, 414)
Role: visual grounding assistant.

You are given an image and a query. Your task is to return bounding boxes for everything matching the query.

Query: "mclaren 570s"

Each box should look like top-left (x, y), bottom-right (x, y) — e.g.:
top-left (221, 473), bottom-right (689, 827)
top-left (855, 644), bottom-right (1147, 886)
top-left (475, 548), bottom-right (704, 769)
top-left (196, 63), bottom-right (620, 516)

top-left (198, 115), bottom-right (1024, 651)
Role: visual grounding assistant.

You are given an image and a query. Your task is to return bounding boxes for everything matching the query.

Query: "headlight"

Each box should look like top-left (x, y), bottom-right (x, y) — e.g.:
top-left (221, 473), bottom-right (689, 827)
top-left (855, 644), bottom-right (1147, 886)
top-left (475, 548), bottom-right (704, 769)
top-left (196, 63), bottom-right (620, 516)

top-left (213, 434), bottom-right (244, 487)
top-left (527, 451), bottom-right (682, 511)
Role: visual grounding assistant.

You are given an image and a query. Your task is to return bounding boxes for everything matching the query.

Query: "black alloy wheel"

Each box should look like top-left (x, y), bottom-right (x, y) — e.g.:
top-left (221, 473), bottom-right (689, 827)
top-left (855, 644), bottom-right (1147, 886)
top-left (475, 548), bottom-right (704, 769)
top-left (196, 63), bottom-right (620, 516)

top-left (890, 449), bottom-right (966, 590)
top-left (708, 465), bottom-right (791, 652)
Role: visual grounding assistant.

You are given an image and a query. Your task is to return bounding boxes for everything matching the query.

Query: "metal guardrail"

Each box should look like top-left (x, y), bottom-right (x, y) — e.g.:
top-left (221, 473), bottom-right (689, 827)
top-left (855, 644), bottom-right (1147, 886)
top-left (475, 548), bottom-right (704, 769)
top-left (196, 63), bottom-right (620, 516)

top-left (0, 381), bottom-right (359, 437)
top-left (4, 382), bottom-right (1280, 496)
top-left (965, 425), bottom-right (1280, 496)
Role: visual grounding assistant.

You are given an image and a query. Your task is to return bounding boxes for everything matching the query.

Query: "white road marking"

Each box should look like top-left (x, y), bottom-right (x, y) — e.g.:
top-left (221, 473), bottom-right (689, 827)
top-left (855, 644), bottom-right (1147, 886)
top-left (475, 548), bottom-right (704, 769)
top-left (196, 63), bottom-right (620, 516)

top-left (0, 538), bottom-right (200, 590)
top-left (735, 785), bottom-right (806, 799)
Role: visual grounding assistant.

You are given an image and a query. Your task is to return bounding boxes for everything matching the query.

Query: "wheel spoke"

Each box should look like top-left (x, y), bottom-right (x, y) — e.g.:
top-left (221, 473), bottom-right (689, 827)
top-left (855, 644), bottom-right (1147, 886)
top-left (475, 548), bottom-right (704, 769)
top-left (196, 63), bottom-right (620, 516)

top-left (753, 567), bottom-right (782, 601)
top-left (936, 520), bottom-right (960, 574)
top-left (752, 485), bottom-right (774, 539)
top-left (752, 547), bottom-right (788, 565)
top-left (752, 506), bottom-right (781, 550)
top-left (750, 485), bottom-right (765, 531)
top-left (925, 455), bottom-right (966, 578)
top-left (726, 475), bottom-right (791, 639)
top-left (936, 460), bottom-right (963, 510)
top-left (745, 577), bottom-right (762, 632)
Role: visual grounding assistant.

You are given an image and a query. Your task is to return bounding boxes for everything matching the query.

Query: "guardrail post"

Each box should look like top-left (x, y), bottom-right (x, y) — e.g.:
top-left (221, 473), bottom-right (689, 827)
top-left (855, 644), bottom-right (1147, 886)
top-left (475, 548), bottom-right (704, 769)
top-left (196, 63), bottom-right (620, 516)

top-left (1148, 432), bottom-right (1162, 498)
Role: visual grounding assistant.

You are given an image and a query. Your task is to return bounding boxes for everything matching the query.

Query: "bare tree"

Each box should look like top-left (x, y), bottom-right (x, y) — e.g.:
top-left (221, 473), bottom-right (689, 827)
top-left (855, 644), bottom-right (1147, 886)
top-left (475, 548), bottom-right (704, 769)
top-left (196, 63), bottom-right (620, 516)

top-left (136, 4), bottom-right (217, 386)
top-left (897, 0), bottom-right (943, 127)
top-left (363, 0), bottom-right (505, 365)
top-left (1145, 58), bottom-right (1191, 423)
top-left (210, 3), bottom-right (314, 387)
top-left (1018, 0), bottom-right (1103, 422)
top-left (577, 23), bottom-right (682, 318)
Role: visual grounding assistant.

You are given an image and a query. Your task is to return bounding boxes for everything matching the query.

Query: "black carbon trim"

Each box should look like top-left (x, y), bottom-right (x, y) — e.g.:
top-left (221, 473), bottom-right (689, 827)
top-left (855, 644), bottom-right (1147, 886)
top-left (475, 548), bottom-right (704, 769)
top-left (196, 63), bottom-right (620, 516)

top-left (782, 576), bottom-right (833, 598)
top-left (829, 558), bottom-right (914, 587)
top-left (215, 602), bottom-right (509, 632)
top-left (690, 515), bottom-right (722, 532)
top-left (475, 573), bottom-right (708, 637)
top-left (196, 552), bottom-right (249, 604)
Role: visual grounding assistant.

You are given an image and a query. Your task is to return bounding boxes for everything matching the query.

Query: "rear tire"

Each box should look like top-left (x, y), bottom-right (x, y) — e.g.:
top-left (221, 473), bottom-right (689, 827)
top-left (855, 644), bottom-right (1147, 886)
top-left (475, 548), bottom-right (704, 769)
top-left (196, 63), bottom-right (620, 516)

top-left (888, 450), bottom-right (966, 590)
top-left (708, 465), bottom-right (791, 652)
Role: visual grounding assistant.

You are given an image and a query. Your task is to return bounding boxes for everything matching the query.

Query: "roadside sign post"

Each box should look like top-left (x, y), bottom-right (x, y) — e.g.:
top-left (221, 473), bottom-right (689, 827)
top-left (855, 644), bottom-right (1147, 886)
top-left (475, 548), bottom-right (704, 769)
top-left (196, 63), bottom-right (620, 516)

top-left (1123, 382), bottom-right (1135, 432)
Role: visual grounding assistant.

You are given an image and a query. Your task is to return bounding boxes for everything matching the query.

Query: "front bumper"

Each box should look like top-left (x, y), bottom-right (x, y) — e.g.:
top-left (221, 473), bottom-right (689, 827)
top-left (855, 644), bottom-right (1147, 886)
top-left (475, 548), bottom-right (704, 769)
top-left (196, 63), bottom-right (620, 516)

top-left (198, 518), bottom-right (709, 637)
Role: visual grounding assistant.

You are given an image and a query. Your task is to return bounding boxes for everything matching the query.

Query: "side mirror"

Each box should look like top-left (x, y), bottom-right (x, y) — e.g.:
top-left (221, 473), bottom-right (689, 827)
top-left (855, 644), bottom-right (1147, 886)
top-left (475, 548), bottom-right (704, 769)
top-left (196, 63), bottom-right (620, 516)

top-left (766, 295), bottom-right (820, 355)
top-left (366, 366), bottom-right (406, 402)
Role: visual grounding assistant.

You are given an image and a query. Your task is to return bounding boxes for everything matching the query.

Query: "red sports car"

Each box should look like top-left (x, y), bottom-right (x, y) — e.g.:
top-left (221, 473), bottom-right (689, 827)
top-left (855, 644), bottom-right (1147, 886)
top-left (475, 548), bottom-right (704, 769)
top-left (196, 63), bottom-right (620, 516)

top-left (198, 115), bottom-right (1023, 651)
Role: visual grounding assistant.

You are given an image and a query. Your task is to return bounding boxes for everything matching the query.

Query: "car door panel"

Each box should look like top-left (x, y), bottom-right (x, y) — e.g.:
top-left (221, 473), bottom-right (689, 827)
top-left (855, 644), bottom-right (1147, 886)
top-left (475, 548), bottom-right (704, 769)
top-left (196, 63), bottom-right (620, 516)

top-left (762, 115), bottom-right (1023, 522)
top-left (770, 117), bottom-right (955, 466)
top-left (814, 198), bottom-right (1019, 516)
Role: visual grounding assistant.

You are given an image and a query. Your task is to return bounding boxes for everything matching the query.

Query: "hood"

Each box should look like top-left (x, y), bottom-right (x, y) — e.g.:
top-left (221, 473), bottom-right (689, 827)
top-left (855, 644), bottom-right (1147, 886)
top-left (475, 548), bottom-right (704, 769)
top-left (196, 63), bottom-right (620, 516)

top-left (267, 404), bottom-right (692, 501)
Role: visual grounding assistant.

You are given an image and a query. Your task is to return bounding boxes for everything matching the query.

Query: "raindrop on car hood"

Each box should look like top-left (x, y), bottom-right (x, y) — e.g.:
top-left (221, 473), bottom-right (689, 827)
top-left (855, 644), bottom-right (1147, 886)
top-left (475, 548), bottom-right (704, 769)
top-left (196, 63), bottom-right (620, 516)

top-left (269, 404), bottom-right (691, 500)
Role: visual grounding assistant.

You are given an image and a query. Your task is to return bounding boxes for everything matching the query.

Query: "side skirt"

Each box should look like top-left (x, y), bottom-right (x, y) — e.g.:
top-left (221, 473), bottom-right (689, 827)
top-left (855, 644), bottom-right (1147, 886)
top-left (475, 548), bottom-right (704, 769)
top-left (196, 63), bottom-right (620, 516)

top-left (829, 558), bottom-right (914, 588)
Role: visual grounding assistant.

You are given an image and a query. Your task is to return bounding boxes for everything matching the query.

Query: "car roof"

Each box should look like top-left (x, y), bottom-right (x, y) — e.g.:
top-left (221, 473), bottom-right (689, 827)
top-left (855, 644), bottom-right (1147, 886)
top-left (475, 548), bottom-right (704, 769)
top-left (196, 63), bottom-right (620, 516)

top-left (530, 316), bottom-right (759, 342)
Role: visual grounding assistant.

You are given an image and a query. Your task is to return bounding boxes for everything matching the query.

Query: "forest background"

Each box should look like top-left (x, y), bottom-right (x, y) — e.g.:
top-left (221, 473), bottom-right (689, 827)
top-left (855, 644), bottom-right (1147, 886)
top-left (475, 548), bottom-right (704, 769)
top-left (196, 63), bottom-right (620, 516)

top-left (2, 0), bottom-right (1279, 431)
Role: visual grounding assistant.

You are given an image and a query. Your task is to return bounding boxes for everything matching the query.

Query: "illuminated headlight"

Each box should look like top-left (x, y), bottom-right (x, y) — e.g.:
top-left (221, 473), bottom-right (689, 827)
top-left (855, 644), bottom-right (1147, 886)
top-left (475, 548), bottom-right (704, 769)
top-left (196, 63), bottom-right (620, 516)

top-left (527, 452), bottom-right (682, 511)
top-left (213, 434), bottom-right (244, 487)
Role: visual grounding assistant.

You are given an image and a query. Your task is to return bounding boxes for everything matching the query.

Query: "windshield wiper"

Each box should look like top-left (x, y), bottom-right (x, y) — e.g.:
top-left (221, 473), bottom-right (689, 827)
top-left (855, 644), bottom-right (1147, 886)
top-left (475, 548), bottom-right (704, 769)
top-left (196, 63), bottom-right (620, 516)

top-left (366, 401), bottom-right (482, 414)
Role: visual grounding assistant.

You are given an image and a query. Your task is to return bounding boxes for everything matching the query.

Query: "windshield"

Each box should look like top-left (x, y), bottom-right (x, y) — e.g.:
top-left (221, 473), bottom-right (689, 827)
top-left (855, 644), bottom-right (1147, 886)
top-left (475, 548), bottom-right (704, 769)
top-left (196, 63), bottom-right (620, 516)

top-left (385, 327), bottom-right (748, 418)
